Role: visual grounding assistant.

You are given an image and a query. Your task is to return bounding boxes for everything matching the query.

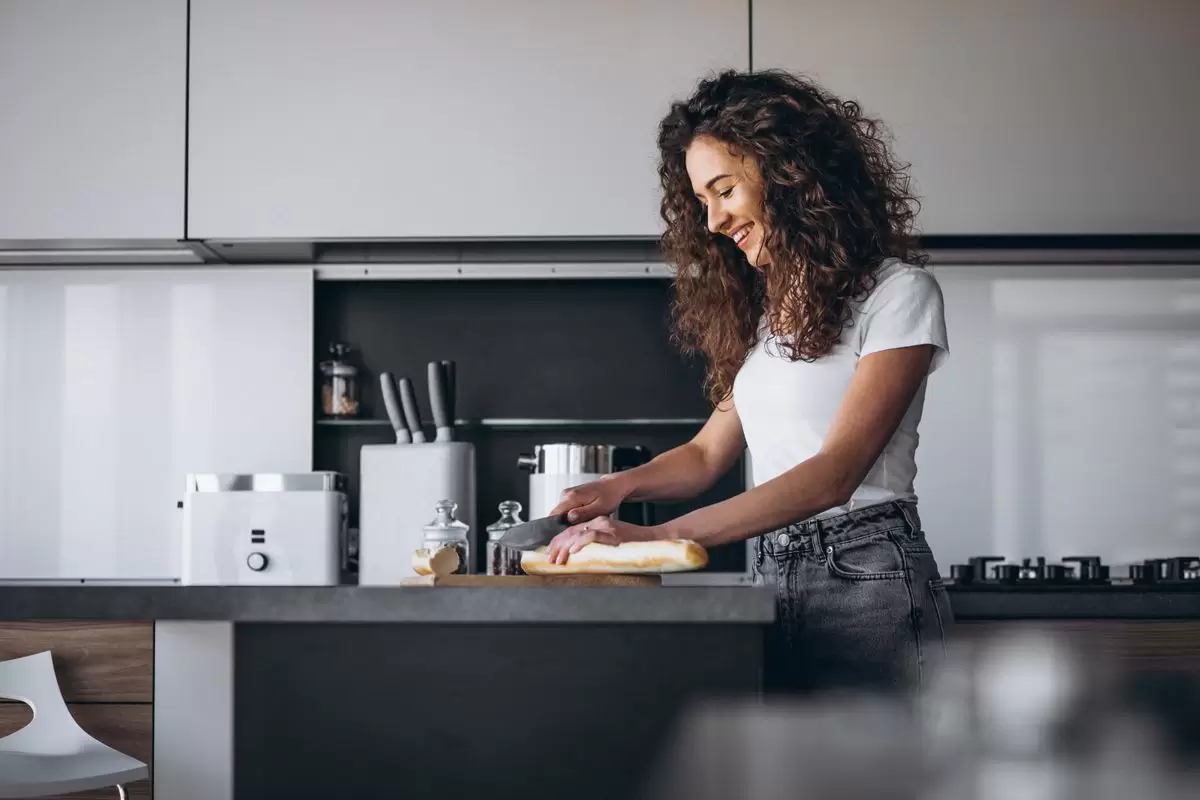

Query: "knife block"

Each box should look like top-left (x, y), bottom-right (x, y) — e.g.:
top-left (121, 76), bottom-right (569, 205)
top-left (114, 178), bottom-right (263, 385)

top-left (358, 441), bottom-right (476, 584)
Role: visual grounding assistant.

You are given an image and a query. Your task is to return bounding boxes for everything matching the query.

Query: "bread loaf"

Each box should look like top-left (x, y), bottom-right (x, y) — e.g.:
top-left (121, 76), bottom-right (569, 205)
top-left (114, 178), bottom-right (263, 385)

top-left (412, 546), bottom-right (461, 577)
top-left (520, 540), bottom-right (707, 575)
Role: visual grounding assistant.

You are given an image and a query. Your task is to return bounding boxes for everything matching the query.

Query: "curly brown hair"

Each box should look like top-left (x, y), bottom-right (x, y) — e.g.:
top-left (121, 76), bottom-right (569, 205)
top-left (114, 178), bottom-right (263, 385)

top-left (657, 69), bottom-right (926, 405)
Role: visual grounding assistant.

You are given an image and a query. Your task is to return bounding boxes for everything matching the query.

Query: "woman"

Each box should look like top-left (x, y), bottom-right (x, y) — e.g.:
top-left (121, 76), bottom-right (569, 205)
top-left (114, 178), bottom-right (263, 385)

top-left (547, 69), bottom-right (952, 695)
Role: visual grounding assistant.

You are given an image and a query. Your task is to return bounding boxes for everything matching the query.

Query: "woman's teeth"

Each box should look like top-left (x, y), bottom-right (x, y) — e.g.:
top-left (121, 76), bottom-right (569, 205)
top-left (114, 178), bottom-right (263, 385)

top-left (732, 224), bottom-right (751, 245)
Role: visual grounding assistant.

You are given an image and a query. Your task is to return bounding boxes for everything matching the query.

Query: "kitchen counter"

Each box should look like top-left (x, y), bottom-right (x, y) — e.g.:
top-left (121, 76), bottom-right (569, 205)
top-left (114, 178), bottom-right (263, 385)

top-left (0, 584), bottom-right (774, 623)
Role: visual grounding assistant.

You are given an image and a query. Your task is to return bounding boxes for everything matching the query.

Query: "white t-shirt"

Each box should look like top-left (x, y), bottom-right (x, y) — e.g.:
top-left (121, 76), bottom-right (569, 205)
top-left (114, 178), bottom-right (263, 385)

top-left (733, 258), bottom-right (948, 518)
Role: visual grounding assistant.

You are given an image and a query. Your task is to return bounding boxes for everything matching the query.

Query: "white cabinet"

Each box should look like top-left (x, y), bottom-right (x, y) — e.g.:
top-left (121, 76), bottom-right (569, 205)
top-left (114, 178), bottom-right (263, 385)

top-left (753, 0), bottom-right (1200, 236)
top-left (188, 0), bottom-right (748, 240)
top-left (0, 267), bottom-right (313, 580)
top-left (0, 0), bottom-right (186, 240)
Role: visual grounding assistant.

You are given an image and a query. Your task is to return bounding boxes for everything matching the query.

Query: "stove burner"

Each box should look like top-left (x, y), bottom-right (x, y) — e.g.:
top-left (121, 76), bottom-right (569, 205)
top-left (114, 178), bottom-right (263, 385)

top-left (950, 555), bottom-right (1110, 586)
top-left (949, 554), bottom-right (1200, 588)
top-left (1129, 557), bottom-right (1200, 585)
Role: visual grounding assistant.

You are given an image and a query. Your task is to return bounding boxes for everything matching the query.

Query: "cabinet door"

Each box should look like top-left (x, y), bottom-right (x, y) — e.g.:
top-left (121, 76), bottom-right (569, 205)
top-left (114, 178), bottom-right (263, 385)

top-left (0, 0), bottom-right (186, 240)
top-left (753, 0), bottom-right (1200, 236)
top-left (188, 0), bottom-right (748, 240)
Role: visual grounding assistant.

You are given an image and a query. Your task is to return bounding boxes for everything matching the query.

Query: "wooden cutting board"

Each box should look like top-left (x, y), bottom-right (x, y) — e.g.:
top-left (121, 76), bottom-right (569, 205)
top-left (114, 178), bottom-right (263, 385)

top-left (400, 574), bottom-right (662, 587)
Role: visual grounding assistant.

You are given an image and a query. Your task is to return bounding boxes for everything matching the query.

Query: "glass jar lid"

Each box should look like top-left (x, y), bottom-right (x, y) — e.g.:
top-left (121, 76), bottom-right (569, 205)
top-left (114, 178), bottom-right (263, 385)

top-left (319, 342), bottom-right (358, 378)
top-left (485, 500), bottom-right (524, 541)
top-left (423, 499), bottom-right (470, 542)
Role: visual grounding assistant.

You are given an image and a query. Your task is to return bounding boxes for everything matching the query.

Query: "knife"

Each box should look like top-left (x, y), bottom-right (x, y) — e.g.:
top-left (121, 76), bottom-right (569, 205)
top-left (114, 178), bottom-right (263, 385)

top-left (497, 514), bottom-right (571, 551)
top-left (427, 361), bottom-right (454, 443)
top-left (397, 376), bottom-right (426, 443)
top-left (379, 372), bottom-right (412, 444)
top-left (440, 359), bottom-right (456, 424)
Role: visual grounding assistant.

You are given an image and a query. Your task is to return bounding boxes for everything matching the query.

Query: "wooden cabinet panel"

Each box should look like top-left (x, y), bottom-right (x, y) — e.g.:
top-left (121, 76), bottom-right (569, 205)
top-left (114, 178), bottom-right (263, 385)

top-left (0, 703), bottom-right (151, 799)
top-left (0, 622), bottom-right (152, 702)
top-left (956, 620), bottom-right (1200, 670)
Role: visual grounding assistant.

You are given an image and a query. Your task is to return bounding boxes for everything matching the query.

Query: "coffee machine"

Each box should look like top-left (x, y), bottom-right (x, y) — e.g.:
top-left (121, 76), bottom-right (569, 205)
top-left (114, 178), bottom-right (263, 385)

top-left (516, 443), bottom-right (652, 524)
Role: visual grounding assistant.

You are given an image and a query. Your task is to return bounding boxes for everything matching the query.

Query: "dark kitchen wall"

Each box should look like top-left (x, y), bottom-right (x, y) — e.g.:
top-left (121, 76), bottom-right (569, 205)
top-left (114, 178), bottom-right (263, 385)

top-left (313, 279), bottom-right (748, 572)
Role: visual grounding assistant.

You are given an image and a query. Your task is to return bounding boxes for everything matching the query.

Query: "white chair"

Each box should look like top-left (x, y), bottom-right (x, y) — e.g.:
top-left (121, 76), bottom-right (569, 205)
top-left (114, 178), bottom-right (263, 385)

top-left (0, 650), bottom-right (148, 799)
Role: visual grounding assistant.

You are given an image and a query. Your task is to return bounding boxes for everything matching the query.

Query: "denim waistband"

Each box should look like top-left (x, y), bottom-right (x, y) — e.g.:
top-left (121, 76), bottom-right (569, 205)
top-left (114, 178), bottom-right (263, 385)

top-left (758, 500), bottom-right (923, 560)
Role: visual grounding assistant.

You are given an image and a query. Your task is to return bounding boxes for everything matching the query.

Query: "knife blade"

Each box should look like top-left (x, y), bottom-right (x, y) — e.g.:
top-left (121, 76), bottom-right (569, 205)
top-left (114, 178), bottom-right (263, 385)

top-left (497, 514), bottom-right (571, 551)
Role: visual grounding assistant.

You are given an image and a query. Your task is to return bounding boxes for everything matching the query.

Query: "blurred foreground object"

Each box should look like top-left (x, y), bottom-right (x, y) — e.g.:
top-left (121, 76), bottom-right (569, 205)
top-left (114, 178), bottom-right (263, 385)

top-left (643, 625), bottom-right (1200, 800)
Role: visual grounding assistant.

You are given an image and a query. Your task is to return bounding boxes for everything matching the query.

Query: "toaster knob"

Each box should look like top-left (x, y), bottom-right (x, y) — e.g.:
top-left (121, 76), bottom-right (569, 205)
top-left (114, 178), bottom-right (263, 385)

top-left (247, 552), bottom-right (269, 572)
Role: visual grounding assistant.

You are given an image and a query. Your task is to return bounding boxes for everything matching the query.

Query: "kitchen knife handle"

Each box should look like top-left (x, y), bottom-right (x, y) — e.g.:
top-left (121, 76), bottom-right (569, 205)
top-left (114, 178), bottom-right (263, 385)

top-left (397, 376), bottom-right (427, 443)
top-left (379, 372), bottom-right (412, 444)
top-left (441, 359), bottom-right (456, 423)
top-left (427, 361), bottom-right (453, 442)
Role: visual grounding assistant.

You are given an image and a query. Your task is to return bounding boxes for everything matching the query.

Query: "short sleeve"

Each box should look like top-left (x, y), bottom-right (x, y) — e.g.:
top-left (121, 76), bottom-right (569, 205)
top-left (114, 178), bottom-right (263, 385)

top-left (856, 266), bottom-right (949, 373)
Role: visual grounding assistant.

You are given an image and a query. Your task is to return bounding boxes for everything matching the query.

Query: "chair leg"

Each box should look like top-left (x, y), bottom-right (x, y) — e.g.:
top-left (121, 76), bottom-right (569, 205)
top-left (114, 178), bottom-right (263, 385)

top-left (116, 785), bottom-right (127, 800)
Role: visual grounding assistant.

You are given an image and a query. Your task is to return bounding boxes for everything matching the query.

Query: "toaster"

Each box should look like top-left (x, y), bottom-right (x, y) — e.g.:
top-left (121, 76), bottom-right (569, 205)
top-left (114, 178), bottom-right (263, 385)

top-left (181, 472), bottom-right (348, 586)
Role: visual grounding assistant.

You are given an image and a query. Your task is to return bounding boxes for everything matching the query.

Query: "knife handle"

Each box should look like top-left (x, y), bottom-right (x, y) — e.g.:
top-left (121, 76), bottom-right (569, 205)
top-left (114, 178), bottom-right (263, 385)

top-left (379, 372), bottom-right (411, 444)
top-left (398, 376), bottom-right (426, 444)
top-left (427, 361), bottom-right (453, 443)
top-left (440, 359), bottom-right (456, 422)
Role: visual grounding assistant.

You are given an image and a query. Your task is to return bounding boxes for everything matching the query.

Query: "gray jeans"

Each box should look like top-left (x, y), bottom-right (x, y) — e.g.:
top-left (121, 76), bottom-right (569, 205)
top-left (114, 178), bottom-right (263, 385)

top-left (751, 500), bottom-right (954, 695)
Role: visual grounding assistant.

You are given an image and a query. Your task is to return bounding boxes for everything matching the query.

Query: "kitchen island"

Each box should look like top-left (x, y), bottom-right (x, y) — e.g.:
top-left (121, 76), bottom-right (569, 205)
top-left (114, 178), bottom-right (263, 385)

top-left (0, 585), bottom-right (774, 800)
top-left (6, 584), bottom-right (1200, 800)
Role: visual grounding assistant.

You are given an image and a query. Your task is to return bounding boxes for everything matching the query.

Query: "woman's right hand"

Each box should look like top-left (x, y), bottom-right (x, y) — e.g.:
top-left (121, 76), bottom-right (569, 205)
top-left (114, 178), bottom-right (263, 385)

top-left (548, 473), bottom-right (632, 525)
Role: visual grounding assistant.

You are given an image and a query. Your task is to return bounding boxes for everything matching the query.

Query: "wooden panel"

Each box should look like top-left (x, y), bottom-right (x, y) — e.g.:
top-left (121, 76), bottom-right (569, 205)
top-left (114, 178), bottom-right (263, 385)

top-left (0, 622), bottom-right (152, 702)
top-left (0, 703), bottom-right (151, 799)
top-left (956, 620), bottom-right (1200, 670)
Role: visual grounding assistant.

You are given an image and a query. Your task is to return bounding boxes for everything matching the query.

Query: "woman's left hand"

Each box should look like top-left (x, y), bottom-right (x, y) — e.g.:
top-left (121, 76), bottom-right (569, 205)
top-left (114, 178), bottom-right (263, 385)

top-left (544, 516), bottom-right (658, 565)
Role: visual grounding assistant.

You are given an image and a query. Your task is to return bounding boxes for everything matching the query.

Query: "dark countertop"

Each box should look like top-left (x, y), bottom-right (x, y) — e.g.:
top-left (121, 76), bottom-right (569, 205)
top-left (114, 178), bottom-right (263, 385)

top-left (0, 585), bottom-right (776, 624)
top-left (1, 583), bottom-right (1197, 624)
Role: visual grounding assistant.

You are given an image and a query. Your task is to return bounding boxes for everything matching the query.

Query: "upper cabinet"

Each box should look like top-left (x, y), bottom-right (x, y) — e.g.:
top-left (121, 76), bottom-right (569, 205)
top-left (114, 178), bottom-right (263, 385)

top-left (754, 0), bottom-right (1200, 236)
top-left (0, 0), bottom-right (186, 241)
top-left (187, 1), bottom-right (748, 241)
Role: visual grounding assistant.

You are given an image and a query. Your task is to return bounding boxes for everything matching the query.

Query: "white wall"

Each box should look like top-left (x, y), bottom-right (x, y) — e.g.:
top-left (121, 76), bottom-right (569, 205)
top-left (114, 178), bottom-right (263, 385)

top-left (0, 267), bottom-right (313, 580)
top-left (917, 264), bottom-right (1200, 570)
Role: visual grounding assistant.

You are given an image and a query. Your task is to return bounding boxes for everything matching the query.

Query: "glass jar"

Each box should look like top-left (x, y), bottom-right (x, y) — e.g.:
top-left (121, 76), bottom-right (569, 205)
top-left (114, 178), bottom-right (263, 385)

top-left (319, 342), bottom-right (360, 418)
top-left (421, 500), bottom-right (471, 575)
top-left (485, 500), bottom-right (525, 576)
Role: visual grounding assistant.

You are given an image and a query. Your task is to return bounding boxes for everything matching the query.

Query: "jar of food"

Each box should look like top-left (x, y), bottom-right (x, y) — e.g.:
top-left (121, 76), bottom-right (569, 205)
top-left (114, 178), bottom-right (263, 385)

top-left (485, 500), bottom-right (525, 576)
top-left (319, 342), bottom-right (360, 418)
top-left (421, 500), bottom-right (471, 575)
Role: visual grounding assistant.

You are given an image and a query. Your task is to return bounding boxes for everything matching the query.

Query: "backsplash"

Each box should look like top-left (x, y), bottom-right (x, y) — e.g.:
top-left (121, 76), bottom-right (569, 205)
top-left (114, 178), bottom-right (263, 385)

top-left (2, 260), bottom-right (1196, 581)
top-left (0, 267), bottom-right (313, 580)
top-left (917, 263), bottom-right (1200, 568)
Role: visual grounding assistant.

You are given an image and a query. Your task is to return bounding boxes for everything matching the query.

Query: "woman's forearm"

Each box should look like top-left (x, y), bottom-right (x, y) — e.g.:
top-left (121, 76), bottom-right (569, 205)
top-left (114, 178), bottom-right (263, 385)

top-left (657, 452), bottom-right (851, 547)
top-left (614, 442), bottom-right (728, 504)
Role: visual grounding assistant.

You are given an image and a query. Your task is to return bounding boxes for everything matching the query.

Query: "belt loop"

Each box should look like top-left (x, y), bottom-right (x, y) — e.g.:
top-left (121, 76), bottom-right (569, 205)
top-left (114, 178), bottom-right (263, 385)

top-left (895, 501), bottom-right (919, 538)
top-left (811, 517), bottom-right (826, 554)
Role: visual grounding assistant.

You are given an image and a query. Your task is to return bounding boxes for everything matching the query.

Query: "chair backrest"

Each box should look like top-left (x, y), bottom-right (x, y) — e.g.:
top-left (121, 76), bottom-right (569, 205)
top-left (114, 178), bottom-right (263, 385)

top-left (0, 651), bottom-right (93, 754)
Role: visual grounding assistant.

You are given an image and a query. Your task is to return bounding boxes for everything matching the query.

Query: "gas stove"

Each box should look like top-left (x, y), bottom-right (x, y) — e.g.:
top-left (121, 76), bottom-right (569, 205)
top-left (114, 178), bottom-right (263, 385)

top-left (948, 556), bottom-right (1200, 590)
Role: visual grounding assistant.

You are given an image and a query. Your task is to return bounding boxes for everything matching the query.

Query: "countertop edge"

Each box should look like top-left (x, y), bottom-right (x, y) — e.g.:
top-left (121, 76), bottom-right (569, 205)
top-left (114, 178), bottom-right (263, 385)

top-left (0, 585), bottom-right (778, 624)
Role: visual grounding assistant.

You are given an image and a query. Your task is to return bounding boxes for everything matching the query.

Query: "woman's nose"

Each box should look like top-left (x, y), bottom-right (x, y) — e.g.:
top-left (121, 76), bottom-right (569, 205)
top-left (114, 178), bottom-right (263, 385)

top-left (707, 203), bottom-right (729, 234)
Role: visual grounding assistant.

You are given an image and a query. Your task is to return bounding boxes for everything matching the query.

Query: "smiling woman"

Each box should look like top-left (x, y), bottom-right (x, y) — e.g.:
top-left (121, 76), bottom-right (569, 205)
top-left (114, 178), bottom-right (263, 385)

top-left (545, 69), bottom-right (952, 697)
